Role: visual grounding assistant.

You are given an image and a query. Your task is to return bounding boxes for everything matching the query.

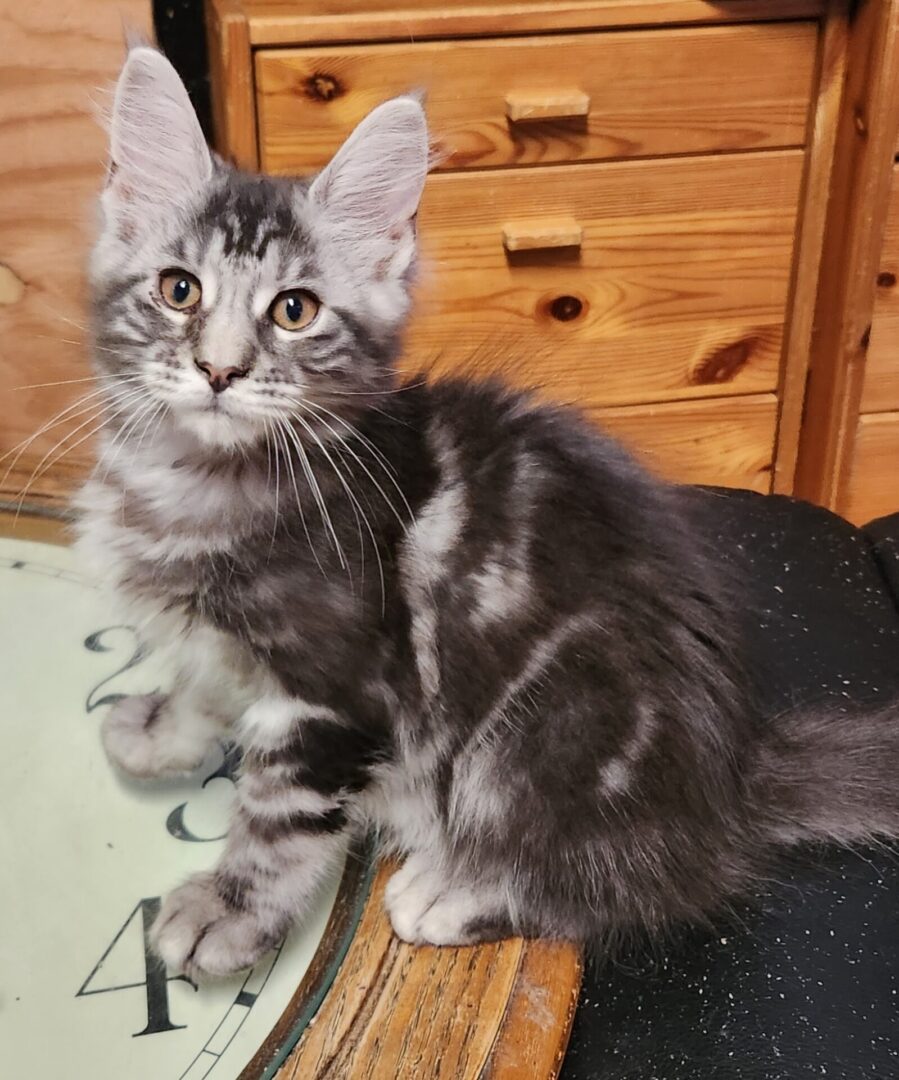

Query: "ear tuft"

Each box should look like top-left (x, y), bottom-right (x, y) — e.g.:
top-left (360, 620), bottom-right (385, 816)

top-left (309, 96), bottom-right (429, 241)
top-left (104, 47), bottom-right (212, 231)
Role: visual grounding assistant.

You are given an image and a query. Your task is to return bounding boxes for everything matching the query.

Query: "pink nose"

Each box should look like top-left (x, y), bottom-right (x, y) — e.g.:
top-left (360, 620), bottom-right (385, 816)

top-left (194, 360), bottom-right (248, 394)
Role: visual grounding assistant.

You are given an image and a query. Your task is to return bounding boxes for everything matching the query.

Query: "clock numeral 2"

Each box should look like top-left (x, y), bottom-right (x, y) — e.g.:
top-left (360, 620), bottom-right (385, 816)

top-left (83, 627), bottom-right (149, 713)
top-left (76, 897), bottom-right (196, 1037)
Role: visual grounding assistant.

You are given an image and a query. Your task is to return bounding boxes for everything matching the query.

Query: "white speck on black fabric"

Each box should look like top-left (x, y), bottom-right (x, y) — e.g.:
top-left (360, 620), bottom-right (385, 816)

top-left (562, 493), bottom-right (899, 1080)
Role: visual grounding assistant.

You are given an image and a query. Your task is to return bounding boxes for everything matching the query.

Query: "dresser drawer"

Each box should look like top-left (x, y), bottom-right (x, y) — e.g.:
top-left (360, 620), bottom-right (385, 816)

top-left (256, 22), bottom-right (817, 173)
top-left (861, 165), bottom-right (899, 412)
top-left (400, 151), bottom-right (803, 409)
top-left (595, 394), bottom-right (777, 492)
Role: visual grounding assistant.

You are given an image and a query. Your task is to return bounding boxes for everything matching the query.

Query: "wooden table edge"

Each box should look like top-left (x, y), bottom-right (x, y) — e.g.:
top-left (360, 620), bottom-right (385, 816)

top-left (256, 852), bottom-right (583, 1079)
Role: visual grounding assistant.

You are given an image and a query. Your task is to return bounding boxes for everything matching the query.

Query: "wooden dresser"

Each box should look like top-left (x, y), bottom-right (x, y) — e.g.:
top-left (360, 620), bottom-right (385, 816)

top-left (203, 0), bottom-right (896, 516)
top-left (849, 155), bottom-right (899, 521)
top-left (2, 1), bottom-right (896, 521)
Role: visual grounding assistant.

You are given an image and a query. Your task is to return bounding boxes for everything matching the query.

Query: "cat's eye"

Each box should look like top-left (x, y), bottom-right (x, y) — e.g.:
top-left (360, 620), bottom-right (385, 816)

top-left (159, 270), bottom-right (202, 311)
top-left (270, 290), bottom-right (320, 332)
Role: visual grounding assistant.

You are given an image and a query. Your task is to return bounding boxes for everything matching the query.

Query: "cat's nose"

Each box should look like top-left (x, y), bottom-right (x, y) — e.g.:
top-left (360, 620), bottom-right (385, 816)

top-left (194, 360), bottom-right (248, 394)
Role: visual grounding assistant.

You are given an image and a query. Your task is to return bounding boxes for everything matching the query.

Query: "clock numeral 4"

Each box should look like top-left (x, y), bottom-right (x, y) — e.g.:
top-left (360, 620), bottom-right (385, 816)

top-left (76, 897), bottom-right (196, 1037)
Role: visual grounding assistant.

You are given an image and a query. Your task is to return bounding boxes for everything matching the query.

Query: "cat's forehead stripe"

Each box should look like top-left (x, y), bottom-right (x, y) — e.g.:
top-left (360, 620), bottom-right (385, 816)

top-left (197, 174), bottom-right (308, 263)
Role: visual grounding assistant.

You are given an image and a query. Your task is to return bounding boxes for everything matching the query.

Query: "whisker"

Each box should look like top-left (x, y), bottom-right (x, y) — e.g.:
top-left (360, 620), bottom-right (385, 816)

top-left (303, 400), bottom-right (399, 476)
top-left (259, 392), bottom-right (413, 528)
top-left (296, 402), bottom-right (408, 532)
top-left (288, 413), bottom-right (387, 606)
top-left (322, 380), bottom-right (426, 398)
top-left (262, 417), bottom-right (274, 496)
top-left (271, 418), bottom-right (327, 579)
top-left (325, 438), bottom-right (368, 592)
top-left (1, 395), bottom-right (106, 479)
top-left (133, 399), bottom-right (169, 458)
top-left (303, 399), bottom-right (415, 525)
top-left (270, 415), bottom-right (282, 552)
top-left (290, 419), bottom-right (368, 590)
top-left (22, 327), bottom-right (146, 358)
top-left (370, 404), bottom-right (412, 429)
top-left (0, 381), bottom-right (144, 487)
top-left (279, 418), bottom-right (347, 572)
top-left (28, 302), bottom-right (91, 335)
top-left (14, 387), bottom-right (146, 515)
top-left (98, 396), bottom-right (162, 481)
top-left (13, 373), bottom-right (141, 391)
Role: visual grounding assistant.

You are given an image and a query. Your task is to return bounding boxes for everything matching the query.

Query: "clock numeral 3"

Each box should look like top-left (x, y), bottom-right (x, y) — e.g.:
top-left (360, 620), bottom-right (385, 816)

top-left (76, 897), bottom-right (196, 1037)
top-left (166, 743), bottom-right (241, 843)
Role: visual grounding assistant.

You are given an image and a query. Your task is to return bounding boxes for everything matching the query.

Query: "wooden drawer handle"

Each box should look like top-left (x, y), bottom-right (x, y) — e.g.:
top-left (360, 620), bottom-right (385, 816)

top-left (502, 217), bottom-right (583, 253)
top-left (505, 90), bottom-right (590, 123)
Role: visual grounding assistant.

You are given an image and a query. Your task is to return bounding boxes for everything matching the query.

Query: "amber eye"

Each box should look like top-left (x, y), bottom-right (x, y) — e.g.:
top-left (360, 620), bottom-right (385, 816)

top-left (159, 270), bottom-right (202, 311)
top-left (270, 290), bottom-right (320, 332)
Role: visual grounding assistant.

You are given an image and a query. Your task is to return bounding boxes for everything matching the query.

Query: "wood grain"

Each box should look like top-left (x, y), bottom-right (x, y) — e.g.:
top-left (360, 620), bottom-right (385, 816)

top-left (861, 165), bottom-right (899, 412)
top-left (234, 0), bottom-right (827, 47)
top-left (794, 0), bottom-right (899, 510)
top-left (480, 940), bottom-right (583, 1079)
top-left (843, 411), bottom-right (899, 524)
top-left (277, 860), bottom-right (582, 1079)
top-left (0, 509), bottom-right (70, 545)
top-left (772, 0), bottom-right (848, 494)
top-left (400, 152), bottom-right (803, 411)
top-left (256, 24), bottom-right (816, 174)
top-left (592, 394), bottom-right (778, 492)
top-left (0, 0), bottom-right (152, 512)
top-left (206, 0), bottom-right (259, 167)
top-left (0, 262), bottom-right (26, 305)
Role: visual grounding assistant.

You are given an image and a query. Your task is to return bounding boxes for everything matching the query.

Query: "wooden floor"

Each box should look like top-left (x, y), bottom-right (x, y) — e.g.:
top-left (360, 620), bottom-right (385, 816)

top-left (0, 508), bottom-right (70, 545)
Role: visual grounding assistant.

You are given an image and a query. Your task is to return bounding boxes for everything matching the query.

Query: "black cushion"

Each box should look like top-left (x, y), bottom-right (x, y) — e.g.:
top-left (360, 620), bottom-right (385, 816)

top-left (561, 489), bottom-right (899, 1080)
top-left (864, 512), bottom-right (899, 605)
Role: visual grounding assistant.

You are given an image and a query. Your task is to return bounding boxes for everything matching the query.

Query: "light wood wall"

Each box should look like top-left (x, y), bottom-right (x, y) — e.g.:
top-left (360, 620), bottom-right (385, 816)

top-left (0, 1), bottom-right (152, 512)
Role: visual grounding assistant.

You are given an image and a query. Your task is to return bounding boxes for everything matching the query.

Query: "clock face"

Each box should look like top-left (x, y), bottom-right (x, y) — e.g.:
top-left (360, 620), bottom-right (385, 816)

top-left (0, 538), bottom-right (344, 1079)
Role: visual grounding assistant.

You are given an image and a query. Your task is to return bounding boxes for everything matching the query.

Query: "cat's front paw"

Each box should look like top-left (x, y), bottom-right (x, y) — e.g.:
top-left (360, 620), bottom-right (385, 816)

top-left (389, 887), bottom-right (478, 946)
top-left (151, 873), bottom-right (278, 980)
top-left (101, 693), bottom-right (211, 779)
top-left (385, 862), bottom-right (475, 946)
top-left (386, 859), bottom-right (509, 946)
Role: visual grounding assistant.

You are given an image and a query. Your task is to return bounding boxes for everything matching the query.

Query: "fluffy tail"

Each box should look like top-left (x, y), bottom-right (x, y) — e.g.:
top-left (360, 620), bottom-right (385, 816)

top-left (756, 702), bottom-right (899, 847)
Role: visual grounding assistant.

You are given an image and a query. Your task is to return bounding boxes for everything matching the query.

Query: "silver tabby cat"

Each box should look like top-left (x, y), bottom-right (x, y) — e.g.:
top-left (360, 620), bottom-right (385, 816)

top-left (76, 48), bottom-right (899, 980)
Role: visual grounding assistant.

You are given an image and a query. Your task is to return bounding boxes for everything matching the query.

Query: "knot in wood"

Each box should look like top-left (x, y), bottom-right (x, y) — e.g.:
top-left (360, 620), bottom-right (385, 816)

top-left (304, 73), bottom-right (343, 102)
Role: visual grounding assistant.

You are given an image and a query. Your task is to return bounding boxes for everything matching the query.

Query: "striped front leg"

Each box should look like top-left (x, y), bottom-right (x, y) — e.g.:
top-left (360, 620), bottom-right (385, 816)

top-left (151, 694), bottom-right (385, 979)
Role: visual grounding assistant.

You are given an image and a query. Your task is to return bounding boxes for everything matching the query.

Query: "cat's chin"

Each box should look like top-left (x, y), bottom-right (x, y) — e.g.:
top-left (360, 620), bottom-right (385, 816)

top-left (173, 406), bottom-right (263, 453)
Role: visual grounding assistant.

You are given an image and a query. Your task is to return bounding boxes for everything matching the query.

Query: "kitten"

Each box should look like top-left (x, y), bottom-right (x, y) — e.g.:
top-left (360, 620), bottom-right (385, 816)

top-left (75, 47), bottom-right (899, 981)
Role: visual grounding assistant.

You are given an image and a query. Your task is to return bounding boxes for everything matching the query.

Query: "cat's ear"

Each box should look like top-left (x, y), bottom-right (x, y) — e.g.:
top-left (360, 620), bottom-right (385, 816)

top-left (103, 47), bottom-right (212, 233)
top-left (308, 96), bottom-right (428, 275)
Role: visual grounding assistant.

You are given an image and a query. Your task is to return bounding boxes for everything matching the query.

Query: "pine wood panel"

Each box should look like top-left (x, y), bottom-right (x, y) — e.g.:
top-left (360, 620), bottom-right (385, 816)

top-left (256, 23), bottom-right (817, 174)
top-left (0, 0), bottom-right (152, 512)
top-left (772, 0), bottom-right (848, 494)
top-left (794, 0), bottom-right (899, 508)
top-left (275, 860), bottom-right (582, 1079)
top-left (861, 166), bottom-right (899, 412)
top-left (400, 152), bottom-right (803, 410)
top-left (593, 394), bottom-right (778, 491)
top-left (227, 0), bottom-right (827, 47)
top-left (206, 0), bottom-right (259, 168)
top-left (843, 411), bottom-right (899, 523)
